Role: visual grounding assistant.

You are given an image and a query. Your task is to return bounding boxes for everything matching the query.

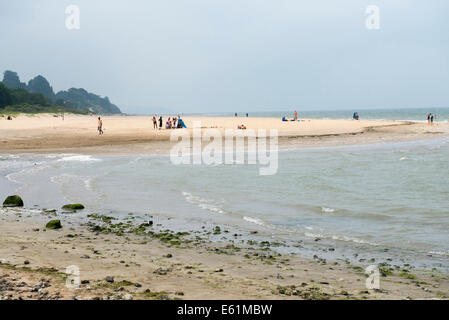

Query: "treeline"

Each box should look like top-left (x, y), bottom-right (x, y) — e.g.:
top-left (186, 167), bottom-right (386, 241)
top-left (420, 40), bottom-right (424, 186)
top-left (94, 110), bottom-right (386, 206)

top-left (0, 70), bottom-right (121, 114)
top-left (0, 82), bottom-right (87, 114)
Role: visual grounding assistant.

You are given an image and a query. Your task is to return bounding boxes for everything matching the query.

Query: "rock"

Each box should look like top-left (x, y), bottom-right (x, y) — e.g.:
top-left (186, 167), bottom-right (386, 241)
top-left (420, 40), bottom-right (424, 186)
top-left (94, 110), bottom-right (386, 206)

top-left (24, 260), bottom-right (30, 265)
top-left (61, 204), bottom-right (85, 211)
top-left (123, 294), bottom-right (133, 300)
top-left (45, 220), bottom-right (62, 230)
top-left (105, 276), bottom-right (114, 283)
top-left (3, 195), bottom-right (24, 207)
top-left (135, 283), bottom-right (142, 288)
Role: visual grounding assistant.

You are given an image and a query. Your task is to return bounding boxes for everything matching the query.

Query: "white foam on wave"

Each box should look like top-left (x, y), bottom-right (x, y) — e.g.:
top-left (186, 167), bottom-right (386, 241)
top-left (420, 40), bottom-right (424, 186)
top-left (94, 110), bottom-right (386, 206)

top-left (321, 207), bottom-right (336, 213)
top-left (428, 251), bottom-right (449, 257)
top-left (57, 155), bottom-right (101, 162)
top-left (182, 191), bottom-right (225, 214)
top-left (243, 216), bottom-right (265, 226)
top-left (304, 231), bottom-right (378, 246)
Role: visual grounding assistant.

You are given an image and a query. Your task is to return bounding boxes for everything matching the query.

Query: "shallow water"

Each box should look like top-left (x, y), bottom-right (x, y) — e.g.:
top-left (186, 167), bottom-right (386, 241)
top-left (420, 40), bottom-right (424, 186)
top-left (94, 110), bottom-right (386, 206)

top-left (1, 137), bottom-right (449, 270)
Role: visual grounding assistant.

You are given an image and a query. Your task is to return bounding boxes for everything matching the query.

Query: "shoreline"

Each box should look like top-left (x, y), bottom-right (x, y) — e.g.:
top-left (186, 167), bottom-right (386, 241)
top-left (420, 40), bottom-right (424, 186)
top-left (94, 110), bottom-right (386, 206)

top-left (1, 206), bottom-right (448, 300)
top-left (1, 114), bottom-right (448, 155)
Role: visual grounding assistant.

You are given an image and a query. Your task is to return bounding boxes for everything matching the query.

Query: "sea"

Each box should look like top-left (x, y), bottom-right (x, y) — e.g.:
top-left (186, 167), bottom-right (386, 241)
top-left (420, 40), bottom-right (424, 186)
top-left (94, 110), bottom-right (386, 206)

top-left (1, 108), bottom-right (448, 271)
top-left (191, 107), bottom-right (449, 123)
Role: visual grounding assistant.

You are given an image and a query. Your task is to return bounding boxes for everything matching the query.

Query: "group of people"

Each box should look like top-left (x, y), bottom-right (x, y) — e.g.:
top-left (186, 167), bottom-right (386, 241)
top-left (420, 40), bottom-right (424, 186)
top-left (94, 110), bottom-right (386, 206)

top-left (426, 113), bottom-right (436, 125)
top-left (152, 115), bottom-right (186, 130)
top-left (282, 110), bottom-right (299, 122)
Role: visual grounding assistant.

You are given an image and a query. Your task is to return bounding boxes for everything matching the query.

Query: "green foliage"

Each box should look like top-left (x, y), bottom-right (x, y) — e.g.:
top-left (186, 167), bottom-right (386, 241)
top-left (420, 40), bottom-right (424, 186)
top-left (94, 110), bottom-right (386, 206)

top-left (1, 104), bottom-right (88, 115)
top-left (2, 71), bottom-right (26, 89)
top-left (0, 83), bottom-right (13, 109)
top-left (56, 88), bottom-right (121, 114)
top-left (27, 75), bottom-right (55, 99)
top-left (1, 70), bottom-right (121, 114)
top-left (10, 88), bottom-right (51, 106)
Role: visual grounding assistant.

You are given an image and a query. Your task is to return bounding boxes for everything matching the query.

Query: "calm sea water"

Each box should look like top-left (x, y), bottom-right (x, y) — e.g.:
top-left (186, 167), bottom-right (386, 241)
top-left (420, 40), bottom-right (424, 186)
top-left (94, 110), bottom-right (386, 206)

top-left (1, 136), bottom-right (449, 270)
top-left (193, 107), bottom-right (449, 122)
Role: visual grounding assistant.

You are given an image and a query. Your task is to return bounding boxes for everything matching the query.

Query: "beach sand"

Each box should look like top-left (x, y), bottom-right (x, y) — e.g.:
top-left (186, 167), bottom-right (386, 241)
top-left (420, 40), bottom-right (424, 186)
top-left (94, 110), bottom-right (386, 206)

top-left (1, 208), bottom-right (448, 300)
top-left (1, 114), bottom-right (448, 154)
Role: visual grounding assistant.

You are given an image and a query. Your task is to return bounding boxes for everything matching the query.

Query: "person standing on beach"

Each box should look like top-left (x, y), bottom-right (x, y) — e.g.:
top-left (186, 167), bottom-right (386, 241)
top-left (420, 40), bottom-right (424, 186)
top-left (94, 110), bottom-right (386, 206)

top-left (97, 117), bottom-right (104, 135)
top-left (159, 116), bottom-right (163, 130)
top-left (294, 110), bottom-right (298, 121)
top-left (426, 113), bottom-right (431, 124)
top-left (152, 116), bottom-right (157, 129)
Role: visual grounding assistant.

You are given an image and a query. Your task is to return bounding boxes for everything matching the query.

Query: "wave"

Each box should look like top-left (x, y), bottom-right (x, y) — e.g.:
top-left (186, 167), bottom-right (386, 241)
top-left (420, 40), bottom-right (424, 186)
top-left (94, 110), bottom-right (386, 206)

top-left (428, 251), bottom-right (449, 257)
top-left (304, 231), bottom-right (378, 246)
top-left (243, 216), bottom-right (266, 226)
top-left (182, 191), bottom-right (225, 214)
top-left (57, 155), bottom-right (102, 162)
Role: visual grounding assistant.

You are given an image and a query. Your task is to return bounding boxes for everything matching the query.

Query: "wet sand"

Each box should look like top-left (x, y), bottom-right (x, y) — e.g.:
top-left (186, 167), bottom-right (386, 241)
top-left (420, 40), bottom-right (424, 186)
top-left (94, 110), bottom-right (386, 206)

top-left (0, 207), bottom-right (448, 300)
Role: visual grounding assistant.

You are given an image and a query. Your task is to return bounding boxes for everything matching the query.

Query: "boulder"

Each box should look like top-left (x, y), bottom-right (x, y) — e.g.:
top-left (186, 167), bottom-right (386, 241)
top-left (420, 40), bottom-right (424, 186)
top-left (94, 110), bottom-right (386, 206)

top-left (46, 220), bottom-right (62, 229)
top-left (3, 195), bottom-right (24, 207)
top-left (62, 204), bottom-right (85, 211)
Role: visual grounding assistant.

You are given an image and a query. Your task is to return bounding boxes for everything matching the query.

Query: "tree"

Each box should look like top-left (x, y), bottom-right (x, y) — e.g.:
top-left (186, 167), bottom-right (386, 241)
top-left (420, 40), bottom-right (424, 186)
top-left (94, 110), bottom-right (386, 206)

top-left (2, 70), bottom-right (26, 89)
top-left (27, 75), bottom-right (55, 99)
top-left (0, 83), bottom-right (13, 109)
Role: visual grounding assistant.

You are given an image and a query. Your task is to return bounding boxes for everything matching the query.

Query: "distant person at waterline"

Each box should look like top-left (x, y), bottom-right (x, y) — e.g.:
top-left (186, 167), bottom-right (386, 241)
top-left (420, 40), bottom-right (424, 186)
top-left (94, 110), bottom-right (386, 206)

top-left (159, 116), bottom-right (163, 130)
top-left (97, 117), bottom-right (103, 135)
top-left (353, 112), bottom-right (359, 120)
top-left (152, 116), bottom-right (157, 129)
top-left (294, 110), bottom-right (298, 121)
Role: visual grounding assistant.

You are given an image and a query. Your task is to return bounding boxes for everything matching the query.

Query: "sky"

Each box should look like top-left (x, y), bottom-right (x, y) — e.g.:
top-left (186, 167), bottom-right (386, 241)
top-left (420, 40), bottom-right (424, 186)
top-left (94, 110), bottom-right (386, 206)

top-left (0, 0), bottom-right (448, 114)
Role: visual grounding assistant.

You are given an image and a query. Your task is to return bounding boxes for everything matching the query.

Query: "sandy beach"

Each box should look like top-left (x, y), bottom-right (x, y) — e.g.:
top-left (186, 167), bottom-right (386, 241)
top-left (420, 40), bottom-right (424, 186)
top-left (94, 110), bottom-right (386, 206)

top-left (1, 114), bottom-right (448, 154)
top-left (1, 207), bottom-right (448, 300)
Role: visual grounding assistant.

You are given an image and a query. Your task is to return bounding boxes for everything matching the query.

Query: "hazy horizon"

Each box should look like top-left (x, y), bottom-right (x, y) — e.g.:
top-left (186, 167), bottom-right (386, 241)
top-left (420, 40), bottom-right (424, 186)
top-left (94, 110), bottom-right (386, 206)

top-left (1, 0), bottom-right (448, 114)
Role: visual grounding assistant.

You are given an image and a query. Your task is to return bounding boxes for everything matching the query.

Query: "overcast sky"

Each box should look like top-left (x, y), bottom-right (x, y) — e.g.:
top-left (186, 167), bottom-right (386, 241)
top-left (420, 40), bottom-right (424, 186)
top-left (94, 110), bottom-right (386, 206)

top-left (1, 0), bottom-right (448, 114)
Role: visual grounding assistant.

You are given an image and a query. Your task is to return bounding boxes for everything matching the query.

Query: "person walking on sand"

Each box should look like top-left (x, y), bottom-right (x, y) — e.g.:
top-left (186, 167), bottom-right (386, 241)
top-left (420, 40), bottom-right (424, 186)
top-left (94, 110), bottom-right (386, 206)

top-left (159, 116), bottom-right (163, 130)
top-left (294, 110), bottom-right (298, 121)
top-left (152, 116), bottom-right (157, 129)
top-left (426, 113), bottom-right (431, 124)
top-left (97, 117), bottom-right (104, 135)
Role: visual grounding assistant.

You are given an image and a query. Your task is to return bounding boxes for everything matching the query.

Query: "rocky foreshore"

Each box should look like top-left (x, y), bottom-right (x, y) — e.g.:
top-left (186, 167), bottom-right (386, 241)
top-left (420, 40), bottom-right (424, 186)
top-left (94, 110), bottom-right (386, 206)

top-left (0, 201), bottom-right (448, 300)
